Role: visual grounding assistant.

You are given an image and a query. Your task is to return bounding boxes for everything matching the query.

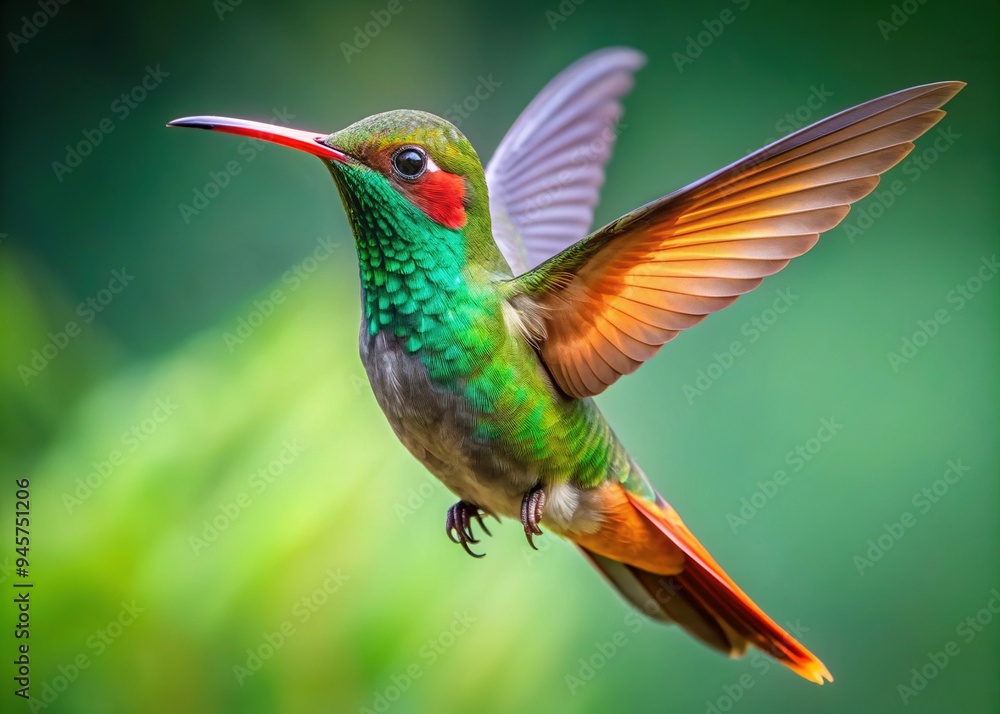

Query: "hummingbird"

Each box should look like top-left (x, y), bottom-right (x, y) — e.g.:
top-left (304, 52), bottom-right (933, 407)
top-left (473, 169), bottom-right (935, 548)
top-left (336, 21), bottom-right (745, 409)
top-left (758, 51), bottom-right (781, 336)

top-left (169, 48), bottom-right (963, 684)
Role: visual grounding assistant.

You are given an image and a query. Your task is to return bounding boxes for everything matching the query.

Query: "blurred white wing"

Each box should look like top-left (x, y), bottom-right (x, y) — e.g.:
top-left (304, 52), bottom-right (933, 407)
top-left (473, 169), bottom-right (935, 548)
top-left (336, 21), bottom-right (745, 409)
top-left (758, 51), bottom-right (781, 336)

top-left (485, 47), bottom-right (646, 275)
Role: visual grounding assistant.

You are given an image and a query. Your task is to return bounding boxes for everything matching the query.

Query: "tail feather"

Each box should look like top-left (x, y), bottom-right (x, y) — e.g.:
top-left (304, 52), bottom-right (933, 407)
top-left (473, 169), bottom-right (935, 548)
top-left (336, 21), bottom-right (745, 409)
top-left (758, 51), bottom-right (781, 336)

top-left (626, 492), bottom-right (832, 684)
top-left (578, 547), bottom-right (740, 655)
top-left (572, 483), bottom-right (832, 684)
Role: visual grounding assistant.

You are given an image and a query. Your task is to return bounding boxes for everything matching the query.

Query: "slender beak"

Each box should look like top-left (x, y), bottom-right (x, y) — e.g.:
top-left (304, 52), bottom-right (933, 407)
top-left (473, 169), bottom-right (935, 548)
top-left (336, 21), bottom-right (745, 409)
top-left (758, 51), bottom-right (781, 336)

top-left (167, 115), bottom-right (350, 163)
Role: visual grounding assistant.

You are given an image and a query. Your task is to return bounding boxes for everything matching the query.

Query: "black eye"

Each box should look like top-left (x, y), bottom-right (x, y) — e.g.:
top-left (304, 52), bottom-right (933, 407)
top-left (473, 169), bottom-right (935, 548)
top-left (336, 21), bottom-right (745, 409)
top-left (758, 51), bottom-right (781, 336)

top-left (392, 147), bottom-right (426, 179)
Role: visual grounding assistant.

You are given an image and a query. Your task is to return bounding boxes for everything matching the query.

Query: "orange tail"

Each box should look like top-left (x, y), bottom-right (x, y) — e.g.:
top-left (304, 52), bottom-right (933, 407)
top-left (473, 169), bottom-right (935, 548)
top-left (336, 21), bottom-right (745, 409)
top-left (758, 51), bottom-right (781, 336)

top-left (573, 484), bottom-right (832, 684)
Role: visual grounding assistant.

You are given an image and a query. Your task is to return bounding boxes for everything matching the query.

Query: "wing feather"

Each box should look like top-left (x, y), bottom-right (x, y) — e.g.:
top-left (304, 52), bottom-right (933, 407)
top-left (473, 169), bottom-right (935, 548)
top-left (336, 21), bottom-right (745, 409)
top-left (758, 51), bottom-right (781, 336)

top-left (486, 48), bottom-right (647, 274)
top-left (508, 82), bottom-right (965, 397)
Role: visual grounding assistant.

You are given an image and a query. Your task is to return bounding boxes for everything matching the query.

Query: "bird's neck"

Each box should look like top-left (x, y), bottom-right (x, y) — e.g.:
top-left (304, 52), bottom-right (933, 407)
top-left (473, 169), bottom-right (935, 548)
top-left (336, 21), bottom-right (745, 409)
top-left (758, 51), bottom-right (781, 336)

top-left (336, 173), bottom-right (507, 381)
top-left (355, 218), bottom-right (479, 343)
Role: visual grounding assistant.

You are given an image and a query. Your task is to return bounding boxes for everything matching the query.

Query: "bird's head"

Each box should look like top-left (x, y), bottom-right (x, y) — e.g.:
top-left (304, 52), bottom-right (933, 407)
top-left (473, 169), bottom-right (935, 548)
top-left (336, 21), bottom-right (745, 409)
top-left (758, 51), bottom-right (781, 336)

top-left (168, 110), bottom-right (508, 276)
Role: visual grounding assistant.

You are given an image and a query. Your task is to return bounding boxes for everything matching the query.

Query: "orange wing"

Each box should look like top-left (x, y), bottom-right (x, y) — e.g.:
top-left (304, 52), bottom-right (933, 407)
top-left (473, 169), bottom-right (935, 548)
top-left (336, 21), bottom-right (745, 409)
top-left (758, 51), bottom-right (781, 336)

top-left (509, 82), bottom-right (965, 398)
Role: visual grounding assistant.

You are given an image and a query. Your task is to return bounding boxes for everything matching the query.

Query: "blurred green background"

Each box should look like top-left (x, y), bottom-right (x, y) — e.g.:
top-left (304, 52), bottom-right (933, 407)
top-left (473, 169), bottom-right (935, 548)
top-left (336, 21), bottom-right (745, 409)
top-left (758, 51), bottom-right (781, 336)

top-left (2, 0), bottom-right (997, 712)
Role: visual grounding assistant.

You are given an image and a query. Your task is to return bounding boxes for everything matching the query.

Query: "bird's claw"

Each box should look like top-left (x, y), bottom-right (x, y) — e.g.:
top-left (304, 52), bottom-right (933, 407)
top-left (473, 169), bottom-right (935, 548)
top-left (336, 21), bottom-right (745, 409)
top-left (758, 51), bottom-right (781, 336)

top-left (520, 484), bottom-right (547, 550)
top-left (446, 501), bottom-right (493, 558)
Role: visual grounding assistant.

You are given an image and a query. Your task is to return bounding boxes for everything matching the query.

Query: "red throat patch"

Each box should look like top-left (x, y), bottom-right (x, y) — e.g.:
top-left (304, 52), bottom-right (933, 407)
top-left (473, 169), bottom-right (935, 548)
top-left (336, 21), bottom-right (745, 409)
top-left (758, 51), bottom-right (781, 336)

top-left (407, 170), bottom-right (467, 230)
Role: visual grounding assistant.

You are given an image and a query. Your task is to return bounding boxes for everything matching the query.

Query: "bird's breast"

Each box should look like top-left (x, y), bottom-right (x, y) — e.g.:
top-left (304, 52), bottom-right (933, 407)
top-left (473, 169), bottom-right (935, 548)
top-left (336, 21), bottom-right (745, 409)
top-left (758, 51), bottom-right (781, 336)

top-left (359, 327), bottom-right (539, 517)
top-left (356, 297), bottom-right (631, 529)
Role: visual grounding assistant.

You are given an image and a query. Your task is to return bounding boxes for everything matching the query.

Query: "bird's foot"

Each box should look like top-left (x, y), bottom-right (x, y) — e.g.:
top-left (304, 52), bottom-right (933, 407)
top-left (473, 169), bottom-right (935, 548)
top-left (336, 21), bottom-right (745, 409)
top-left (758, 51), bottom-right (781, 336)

top-left (446, 501), bottom-right (493, 558)
top-left (520, 484), bottom-right (547, 550)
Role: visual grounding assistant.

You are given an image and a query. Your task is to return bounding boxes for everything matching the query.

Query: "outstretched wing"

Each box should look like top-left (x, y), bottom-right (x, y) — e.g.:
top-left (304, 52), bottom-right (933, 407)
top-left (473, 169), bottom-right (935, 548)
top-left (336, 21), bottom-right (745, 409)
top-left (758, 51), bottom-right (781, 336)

top-left (508, 82), bottom-right (965, 398)
top-left (485, 47), bottom-right (646, 275)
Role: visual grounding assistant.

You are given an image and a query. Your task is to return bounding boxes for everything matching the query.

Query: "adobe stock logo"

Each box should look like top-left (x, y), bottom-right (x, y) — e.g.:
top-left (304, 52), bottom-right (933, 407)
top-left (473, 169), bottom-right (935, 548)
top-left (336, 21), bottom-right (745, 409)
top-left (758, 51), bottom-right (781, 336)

top-left (7, 0), bottom-right (71, 54)
top-left (339, 0), bottom-right (416, 63)
top-left (18, 268), bottom-right (136, 385)
top-left (51, 65), bottom-right (169, 181)
top-left (681, 287), bottom-right (799, 404)
top-left (887, 255), bottom-right (997, 372)
top-left (853, 459), bottom-right (971, 576)
top-left (545, 0), bottom-right (586, 30)
top-left (671, 0), bottom-right (752, 73)
top-left (895, 588), bottom-right (1000, 705)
